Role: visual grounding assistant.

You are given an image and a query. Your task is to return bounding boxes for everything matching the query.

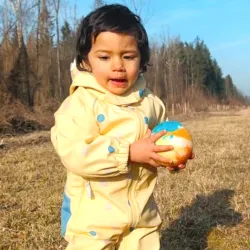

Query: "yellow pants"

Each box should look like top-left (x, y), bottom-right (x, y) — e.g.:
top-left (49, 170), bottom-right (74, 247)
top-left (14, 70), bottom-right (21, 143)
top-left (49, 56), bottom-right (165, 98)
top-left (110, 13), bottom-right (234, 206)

top-left (66, 226), bottom-right (160, 250)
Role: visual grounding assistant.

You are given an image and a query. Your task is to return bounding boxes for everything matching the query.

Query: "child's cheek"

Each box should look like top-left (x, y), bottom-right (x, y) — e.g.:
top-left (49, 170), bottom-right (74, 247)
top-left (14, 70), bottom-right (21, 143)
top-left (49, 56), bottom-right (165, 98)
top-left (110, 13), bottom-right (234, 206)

top-left (95, 66), bottom-right (109, 79)
top-left (92, 66), bottom-right (109, 86)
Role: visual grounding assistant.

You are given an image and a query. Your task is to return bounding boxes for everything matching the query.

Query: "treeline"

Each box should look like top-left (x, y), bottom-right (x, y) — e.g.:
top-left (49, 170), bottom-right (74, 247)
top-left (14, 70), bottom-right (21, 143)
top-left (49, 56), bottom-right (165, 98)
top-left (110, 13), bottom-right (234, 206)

top-left (146, 38), bottom-right (250, 112)
top-left (0, 0), bottom-right (249, 114)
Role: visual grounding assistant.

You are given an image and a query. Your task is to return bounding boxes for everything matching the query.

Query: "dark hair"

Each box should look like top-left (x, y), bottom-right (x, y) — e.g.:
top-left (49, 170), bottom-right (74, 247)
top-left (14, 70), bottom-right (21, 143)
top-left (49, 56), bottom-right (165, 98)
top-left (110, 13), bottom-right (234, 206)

top-left (76, 4), bottom-right (150, 73)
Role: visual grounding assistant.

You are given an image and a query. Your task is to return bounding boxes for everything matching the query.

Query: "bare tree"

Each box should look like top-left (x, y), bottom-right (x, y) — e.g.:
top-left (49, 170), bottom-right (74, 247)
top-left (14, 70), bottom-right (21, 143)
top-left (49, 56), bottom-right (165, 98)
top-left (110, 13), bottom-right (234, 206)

top-left (122, 0), bottom-right (153, 24)
top-left (4, 0), bottom-right (9, 38)
top-left (31, 0), bottom-right (55, 104)
top-left (52, 0), bottom-right (63, 100)
top-left (0, 0), bottom-right (15, 75)
top-left (9, 0), bottom-right (23, 48)
top-left (93, 0), bottom-right (105, 9)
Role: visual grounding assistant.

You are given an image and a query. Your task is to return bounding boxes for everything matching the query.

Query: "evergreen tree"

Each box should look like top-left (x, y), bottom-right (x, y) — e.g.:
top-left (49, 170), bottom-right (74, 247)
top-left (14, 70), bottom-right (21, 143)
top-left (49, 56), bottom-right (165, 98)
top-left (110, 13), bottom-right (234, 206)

top-left (212, 59), bottom-right (225, 101)
top-left (61, 20), bottom-right (71, 42)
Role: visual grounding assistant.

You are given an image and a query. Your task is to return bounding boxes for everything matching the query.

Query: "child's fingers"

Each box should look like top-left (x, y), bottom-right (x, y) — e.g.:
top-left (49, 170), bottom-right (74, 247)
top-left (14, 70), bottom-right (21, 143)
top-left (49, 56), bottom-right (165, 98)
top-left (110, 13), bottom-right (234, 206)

top-left (190, 152), bottom-right (195, 159)
top-left (167, 166), bottom-right (178, 172)
top-left (148, 159), bottom-right (161, 168)
top-left (150, 130), bottom-right (166, 142)
top-left (177, 164), bottom-right (186, 169)
top-left (168, 164), bottom-right (186, 172)
top-left (151, 152), bottom-right (173, 165)
top-left (153, 144), bottom-right (173, 152)
top-left (143, 129), bottom-right (152, 139)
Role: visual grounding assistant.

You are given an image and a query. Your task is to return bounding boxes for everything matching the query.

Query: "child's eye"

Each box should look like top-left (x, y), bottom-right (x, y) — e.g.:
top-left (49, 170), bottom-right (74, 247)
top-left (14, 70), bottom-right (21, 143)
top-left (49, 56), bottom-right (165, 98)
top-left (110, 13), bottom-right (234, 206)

top-left (124, 55), bottom-right (135, 60)
top-left (99, 56), bottom-right (109, 61)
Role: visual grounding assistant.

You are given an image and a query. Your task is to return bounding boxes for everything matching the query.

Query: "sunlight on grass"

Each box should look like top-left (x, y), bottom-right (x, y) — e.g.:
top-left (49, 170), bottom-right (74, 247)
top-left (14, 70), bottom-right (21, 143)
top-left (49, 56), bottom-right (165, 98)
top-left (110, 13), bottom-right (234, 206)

top-left (1, 111), bottom-right (250, 249)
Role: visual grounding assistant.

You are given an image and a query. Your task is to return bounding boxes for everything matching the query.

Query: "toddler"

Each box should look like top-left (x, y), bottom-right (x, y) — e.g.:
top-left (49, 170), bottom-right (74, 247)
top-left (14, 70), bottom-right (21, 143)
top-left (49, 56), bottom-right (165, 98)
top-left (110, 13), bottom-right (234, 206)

top-left (51, 4), bottom-right (188, 250)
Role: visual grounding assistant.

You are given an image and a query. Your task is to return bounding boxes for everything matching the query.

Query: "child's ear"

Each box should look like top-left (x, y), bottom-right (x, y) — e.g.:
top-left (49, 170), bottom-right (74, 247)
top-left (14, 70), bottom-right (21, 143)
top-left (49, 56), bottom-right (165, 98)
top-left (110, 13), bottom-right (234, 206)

top-left (81, 60), bottom-right (92, 72)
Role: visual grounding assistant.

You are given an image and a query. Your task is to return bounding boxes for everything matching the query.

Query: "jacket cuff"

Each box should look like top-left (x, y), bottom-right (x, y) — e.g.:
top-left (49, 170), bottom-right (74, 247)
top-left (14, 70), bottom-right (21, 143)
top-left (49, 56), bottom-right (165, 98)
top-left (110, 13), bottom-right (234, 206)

top-left (115, 140), bottom-right (130, 174)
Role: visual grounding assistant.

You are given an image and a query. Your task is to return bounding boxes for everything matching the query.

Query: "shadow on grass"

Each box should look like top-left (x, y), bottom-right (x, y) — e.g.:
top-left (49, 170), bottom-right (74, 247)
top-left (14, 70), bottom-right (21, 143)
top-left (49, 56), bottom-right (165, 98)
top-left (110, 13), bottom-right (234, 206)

top-left (160, 189), bottom-right (242, 250)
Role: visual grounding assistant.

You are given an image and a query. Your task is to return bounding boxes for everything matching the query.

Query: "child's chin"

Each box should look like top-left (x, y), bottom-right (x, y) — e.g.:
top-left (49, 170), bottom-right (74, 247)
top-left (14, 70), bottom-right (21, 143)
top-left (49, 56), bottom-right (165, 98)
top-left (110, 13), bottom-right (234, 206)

top-left (109, 87), bottom-right (129, 95)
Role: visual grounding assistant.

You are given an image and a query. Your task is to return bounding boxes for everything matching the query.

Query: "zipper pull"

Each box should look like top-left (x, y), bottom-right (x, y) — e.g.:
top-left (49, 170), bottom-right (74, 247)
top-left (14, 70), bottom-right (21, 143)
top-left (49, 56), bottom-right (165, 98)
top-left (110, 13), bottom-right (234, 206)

top-left (86, 180), bottom-right (92, 199)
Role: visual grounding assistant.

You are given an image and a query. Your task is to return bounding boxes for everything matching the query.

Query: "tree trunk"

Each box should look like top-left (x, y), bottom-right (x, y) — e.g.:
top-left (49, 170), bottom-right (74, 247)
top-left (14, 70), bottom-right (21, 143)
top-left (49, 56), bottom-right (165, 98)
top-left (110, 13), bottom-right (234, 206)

top-left (53, 0), bottom-right (63, 99)
top-left (10, 0), bottom-right (23, 48)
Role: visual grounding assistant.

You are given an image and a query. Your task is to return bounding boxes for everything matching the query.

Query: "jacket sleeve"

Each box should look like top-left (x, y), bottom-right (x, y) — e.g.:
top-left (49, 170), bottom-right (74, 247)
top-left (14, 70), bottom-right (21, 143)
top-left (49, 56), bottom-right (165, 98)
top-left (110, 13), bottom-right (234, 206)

top-left (51, 91), bottom-right (130, 178)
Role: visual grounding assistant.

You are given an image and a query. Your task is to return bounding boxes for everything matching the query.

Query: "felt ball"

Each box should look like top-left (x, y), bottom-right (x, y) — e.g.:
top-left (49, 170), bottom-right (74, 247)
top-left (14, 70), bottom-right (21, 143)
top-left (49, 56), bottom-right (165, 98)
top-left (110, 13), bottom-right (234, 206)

top-left (152, 120), bottom-right (193, 167)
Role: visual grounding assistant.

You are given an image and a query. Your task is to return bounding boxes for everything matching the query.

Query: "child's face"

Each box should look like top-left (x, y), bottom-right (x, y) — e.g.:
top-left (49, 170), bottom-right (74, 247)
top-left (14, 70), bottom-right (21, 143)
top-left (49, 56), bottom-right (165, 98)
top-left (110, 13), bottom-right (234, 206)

top-left (84, 32), bottom-right (141, 95)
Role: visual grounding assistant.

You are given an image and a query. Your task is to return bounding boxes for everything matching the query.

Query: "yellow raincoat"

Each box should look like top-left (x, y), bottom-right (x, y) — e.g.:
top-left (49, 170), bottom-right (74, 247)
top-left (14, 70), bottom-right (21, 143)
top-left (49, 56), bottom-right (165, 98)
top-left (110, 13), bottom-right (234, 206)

top-left (51, 69), bottom-right (166, 250)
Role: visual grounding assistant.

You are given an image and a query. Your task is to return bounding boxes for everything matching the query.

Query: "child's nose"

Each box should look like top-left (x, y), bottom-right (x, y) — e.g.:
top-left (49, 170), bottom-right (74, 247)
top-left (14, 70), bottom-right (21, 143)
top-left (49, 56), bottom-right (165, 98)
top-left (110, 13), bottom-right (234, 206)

top-left (112, 57), bottom-right (125, 71)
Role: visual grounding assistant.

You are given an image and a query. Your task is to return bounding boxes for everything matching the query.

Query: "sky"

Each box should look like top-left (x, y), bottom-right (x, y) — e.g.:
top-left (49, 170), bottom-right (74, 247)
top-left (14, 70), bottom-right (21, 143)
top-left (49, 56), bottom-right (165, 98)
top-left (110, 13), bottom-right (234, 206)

top-left (65, 0), bottom-right (250, 95)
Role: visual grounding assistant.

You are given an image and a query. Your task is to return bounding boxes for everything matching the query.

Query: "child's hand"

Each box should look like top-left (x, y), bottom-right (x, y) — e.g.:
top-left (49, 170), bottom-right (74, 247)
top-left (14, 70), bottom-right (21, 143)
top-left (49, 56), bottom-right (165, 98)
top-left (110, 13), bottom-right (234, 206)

top-left (167, 152), bottom-right (195, 172)
top-left (129, 129), bottom-right (174, 167)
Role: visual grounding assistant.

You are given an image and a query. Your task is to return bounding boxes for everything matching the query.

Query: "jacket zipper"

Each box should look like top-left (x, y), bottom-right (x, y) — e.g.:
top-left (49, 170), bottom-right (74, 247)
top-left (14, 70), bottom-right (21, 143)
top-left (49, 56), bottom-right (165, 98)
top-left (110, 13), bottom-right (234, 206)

top-left (127, 108), bottom-right (144, 228)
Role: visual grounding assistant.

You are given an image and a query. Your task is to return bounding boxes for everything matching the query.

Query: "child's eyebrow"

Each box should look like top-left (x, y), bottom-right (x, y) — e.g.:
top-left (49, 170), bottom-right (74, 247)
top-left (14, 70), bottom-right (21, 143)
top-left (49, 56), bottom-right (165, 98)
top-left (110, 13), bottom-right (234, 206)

top-left (95, 49), bottom-right (138, 54)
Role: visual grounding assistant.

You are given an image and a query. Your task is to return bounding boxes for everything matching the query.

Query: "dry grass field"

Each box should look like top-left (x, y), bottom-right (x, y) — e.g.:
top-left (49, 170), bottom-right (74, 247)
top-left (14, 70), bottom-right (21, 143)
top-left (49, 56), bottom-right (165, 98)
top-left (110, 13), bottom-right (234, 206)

top-left (1, 109), bottom-right (250, 250)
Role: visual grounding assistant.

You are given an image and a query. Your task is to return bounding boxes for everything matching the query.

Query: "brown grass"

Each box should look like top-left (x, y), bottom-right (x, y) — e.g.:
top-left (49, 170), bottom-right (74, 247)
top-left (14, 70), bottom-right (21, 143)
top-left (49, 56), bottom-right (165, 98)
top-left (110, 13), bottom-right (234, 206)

top-left (1, 109), bottom-right (250, 249)
top-left (0, 95), bottom-right (59, 135)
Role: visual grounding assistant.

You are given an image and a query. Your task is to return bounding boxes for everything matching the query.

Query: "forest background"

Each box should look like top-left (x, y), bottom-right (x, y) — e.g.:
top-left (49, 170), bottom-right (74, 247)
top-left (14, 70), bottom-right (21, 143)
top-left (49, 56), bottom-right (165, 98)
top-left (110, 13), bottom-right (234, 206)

top-left (0, 0), bottom-right (249, 134)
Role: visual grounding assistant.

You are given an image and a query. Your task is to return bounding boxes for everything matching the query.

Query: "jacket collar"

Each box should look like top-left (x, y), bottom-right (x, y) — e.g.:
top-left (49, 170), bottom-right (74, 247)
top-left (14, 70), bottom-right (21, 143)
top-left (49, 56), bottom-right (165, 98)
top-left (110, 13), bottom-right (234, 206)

top-left (70, 71), bottom-right (146, 106)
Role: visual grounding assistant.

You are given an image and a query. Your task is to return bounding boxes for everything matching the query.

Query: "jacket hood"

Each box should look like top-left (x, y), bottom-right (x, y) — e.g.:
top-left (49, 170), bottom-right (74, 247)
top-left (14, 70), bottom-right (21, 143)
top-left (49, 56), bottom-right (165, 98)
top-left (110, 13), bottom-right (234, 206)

top-left (69, 60), bottom-right (146, 106)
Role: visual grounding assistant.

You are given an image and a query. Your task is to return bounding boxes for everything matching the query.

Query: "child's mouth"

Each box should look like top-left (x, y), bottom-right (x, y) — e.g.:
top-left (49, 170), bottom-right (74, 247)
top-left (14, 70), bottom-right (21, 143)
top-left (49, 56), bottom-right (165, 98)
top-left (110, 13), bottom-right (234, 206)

top-left (110, 79), bottom-right (127, 87)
